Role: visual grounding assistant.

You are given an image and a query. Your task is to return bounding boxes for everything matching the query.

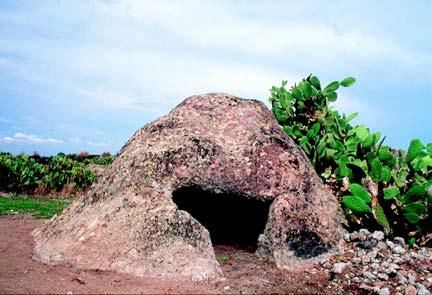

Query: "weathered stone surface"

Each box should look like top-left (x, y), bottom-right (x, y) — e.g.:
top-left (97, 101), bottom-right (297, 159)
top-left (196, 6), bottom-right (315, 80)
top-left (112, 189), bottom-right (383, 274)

top-left (86, 163), bottom-right (106, 179)
top-left (33, 93), bottom-right (344, 280)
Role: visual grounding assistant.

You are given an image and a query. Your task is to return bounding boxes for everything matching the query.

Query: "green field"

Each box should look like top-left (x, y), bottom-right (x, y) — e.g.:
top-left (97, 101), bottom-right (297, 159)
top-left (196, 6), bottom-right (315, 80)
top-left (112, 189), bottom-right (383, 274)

top-left (0, 196), bottom-right (72, 219)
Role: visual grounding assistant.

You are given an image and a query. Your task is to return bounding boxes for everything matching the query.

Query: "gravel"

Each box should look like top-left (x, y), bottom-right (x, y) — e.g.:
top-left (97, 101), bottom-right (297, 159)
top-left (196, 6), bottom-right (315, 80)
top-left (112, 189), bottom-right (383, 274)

top-left (321, 229), bottom-right (432, 294)
top-left (378, 287), bottom-right (390, 295)
top-left (393, 246), bottom-right (407, 255)
top-left (405, 284), bottom-right (417, 295)
top-left (332, 262), bottom-right (347, 274)
top-left (377, 241), bottom-right (388, 250)
top-left (373, 231), bottom-right (385, 241)
top-left (362, 255), bottom-right (371, 264)
top-left (359, 229), bottom-right (370, 241)
top-left (394, 237), bottom-right (406, 247)
top-left (377, 273), bottom-right (389, 281)
top-left (417, 283), bottom-right (430, 295)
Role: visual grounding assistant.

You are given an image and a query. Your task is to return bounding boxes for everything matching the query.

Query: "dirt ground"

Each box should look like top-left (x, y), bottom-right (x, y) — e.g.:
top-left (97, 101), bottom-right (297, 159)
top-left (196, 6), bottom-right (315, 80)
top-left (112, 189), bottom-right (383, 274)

top-left (0, 216), bottom-right (366, 294)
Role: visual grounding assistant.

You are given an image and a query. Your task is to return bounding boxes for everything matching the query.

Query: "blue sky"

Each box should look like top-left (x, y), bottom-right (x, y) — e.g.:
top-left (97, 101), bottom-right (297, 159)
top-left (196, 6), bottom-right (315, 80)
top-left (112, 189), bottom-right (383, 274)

top-left (0, 1), bottom-right (431, 155)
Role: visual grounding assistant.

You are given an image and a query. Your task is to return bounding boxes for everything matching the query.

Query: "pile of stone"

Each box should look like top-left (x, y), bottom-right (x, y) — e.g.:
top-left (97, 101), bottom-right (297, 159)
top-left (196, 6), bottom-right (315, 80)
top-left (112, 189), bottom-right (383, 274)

top-left (321, 229), bottom-right (431, 295)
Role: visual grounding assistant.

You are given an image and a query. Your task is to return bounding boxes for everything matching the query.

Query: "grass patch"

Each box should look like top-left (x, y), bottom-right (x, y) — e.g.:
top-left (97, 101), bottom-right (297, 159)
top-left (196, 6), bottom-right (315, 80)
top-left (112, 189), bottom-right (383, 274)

top-left (217, 255), bottom-right (230, 263)
top-left (0, 196), bottom-right (72, 219)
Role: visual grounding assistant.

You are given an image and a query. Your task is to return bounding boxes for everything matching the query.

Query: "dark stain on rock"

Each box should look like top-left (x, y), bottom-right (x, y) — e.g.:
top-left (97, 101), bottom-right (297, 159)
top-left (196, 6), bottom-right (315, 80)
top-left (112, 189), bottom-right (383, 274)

top-left (287, 230), bottom-right (331, 259)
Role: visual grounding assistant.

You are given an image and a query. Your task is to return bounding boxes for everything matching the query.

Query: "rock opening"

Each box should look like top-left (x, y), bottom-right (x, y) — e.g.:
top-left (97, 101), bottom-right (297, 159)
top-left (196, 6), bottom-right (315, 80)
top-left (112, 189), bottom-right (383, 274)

top-left (172, 186), bottom-right (272, 251)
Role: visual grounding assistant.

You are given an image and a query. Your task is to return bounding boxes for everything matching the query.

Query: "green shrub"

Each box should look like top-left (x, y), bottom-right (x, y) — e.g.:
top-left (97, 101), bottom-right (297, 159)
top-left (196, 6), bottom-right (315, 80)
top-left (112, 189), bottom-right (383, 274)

top-left (70, 164), bottom-right (96, 190)
top-left (269, 75), bottom-right (431, 243)
top-left (83, 155), bottom-right (115, 166)
top-left (66, 152), bottom-right (115, 166)
top-left (0, 153), bottom-right (45, 193)
top-left (0, 152), bottom-right (96, 194)
top-left (43, 154), bottom-right (74, 191)
top-left (44, 154), bottom-right (96, 191)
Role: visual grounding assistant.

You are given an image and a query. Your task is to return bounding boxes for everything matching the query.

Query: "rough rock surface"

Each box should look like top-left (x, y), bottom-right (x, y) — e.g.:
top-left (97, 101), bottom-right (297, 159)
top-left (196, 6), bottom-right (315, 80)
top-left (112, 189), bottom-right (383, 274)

top-left (86, 163), bottom-right (106, 179)
top-left (33, 93), bottom-right (345, 281)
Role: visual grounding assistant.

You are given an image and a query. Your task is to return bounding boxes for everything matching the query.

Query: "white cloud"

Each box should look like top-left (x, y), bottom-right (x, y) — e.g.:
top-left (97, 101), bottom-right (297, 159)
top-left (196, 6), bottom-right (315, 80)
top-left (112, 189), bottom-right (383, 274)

top-left (68, 137), bottom-right (82, 144)
top-left (333, 94), bottom-right (382, 126)
top-left (0, 1), bottom-right (428, 118)
top-left (57, 123), bottom-right (105, 138)
top-left (86, 141), bottom-right (111, 147)
top-left (0, 1), bottom-right (430, 152)
top-left (93, 0), bottom-right (430, 65)
top-left (65, 48), bottom-right (295, 110)
top-left (76, 87), bottom-right (144, 110)
top-left (1, 133), bottom-right (64, 144)
top-left (1, 1), bottom-right (427, 110)
top-left (68, 137), bottom-right (111, 148)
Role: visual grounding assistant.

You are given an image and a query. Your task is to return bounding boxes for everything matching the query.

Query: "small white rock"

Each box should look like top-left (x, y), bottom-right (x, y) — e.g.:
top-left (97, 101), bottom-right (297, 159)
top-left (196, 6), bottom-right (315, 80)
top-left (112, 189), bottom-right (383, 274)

top-left (332, 262), bottom-right (347, 274)
top-left (372, 231), bottom-right (385, 241)
top-left (368, 250), bottom-right (378, 260)
top-left (418, 254), bottom-right (426, 262)
top-left (397, 272), bottom-right (408, 284)
top-left (425, 277), bottom-right (432, 288)
top-left (359, 283), bottom-right (379, 292)
top-left (343, 233), bottom-right (351, 242)
top-left (404, 255), bottom-right (414, 264)
top-left (386, 240), bottom-right (395, 249)
top-left (416, 283), bottom-right (430, 295)
top-left (394, 237), bottom-right (406, 247)
top-left (377, 241), bottom-right (388, 250)
top-left (359, 229), bottom-right (370, 241)
top-left (393, 246), bottom-right (407, 255)
top-left (363, 271), bottom-right (377, 281)
top-left (408, 272), bottom-right (417, 285)
top-left (379, 287), bottom-right (391, 295)
top-left (405, 285), bottom-right (417, 295)
top-left (350, 231), bottom-right (360, 241)
top-left (390, 263), bottom-right (400, 271)
top-left (362, 255), bottom-right (371, 264)
top-left (377, 273), bottom-right (389, 281)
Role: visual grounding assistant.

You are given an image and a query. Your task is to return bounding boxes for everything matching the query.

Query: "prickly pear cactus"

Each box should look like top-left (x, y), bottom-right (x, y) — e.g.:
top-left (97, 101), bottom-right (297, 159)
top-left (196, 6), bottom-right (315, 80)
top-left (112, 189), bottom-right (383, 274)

top-left (269, 75), bottom-right (431, 244)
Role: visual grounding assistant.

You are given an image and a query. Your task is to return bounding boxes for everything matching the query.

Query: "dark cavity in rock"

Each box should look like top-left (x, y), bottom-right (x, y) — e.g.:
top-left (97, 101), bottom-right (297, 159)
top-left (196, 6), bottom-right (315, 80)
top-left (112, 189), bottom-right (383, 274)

top-left (173, 186), bottom-right (271, 251)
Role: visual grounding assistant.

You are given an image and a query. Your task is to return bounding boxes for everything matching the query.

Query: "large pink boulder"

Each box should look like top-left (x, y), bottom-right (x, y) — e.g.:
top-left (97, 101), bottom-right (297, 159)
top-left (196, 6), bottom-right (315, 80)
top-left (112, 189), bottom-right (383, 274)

top-left (33, 93), bottom-right (345, 281)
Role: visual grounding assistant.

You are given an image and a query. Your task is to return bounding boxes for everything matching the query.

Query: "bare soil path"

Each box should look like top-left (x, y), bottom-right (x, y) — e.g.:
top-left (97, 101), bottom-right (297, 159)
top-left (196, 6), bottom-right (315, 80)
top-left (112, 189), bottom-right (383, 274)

top-left (0, 217), bottom-right (365, 294)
